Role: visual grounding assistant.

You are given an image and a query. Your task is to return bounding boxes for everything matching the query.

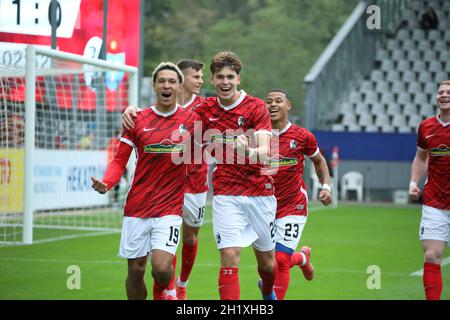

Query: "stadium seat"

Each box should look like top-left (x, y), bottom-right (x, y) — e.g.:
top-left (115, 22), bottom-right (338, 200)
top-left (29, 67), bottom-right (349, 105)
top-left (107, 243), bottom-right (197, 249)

top-left (398, 29), bottom-right (410, 40)
top-left (418, 72), bottom-right (432, 83)
top-left (381, 60), bottom-right (395, 72)
top-left (364, 124), bottom-right (379, 133)
top-left (386, 39), bottom-right (400, 51)
top-left (412, 30), bottom-right (426, 42)
top-left (340, 102), bottom-right (354, 114)
top-left (392, 114), bottom-right (407, 127)
top-left (417, 41), bottom-right (433, 53)
top-left (386, 70), bottom-right (400, 83)
top-left (346, 123), bottom-right (361, 132)
top-left (407, 82), bottom-right (422, 95)
top-left (359, 80), bottom-right (373, 91)
top-left (440, 51), bottom-right (450, 64)
top-left (428, 61), bottom-right (442, 73)
top-left (412, 61), bottom-right (427, 73)
top-left (397, 61), bottom-right (410, 73)
top-left (423, 83), bottom-right (437, 95)
top-left (380, 123), bottom-right (395, 133)
top-left (423, 50), bottom-right (438, 61)
top-left (427, 30), bottom-right (441, 42)
top-left (434, 41), bottom-right (447, 52)
top-left (355, 102), bottom-right (370, 114)
top-left (386, 102), bottom-right (400, 115)
top-left (342, 112), bottom-right (357, 125)
top-left (341, 171), bottom-right (364, 202)
top-left (407, 50), bottom-right (421, 62)
top-left (391, 82), bottom-right (406, 93)
top-left (371, 70), bottom-right (384, 82)
top-left (403, 103), bottom-right (418, 116)
top-left (380, 92), bottom-right (395, 105)
top-left (364, 91), bottom-right (379, 104)
top-left (374, 113), bottom-right (389, 126)
top-left (371, 103), bottom-right (385, 114)
top-left (402, 70), bottom-right (416, 82)
top-left (397, 126), bottom-right (412, 133)
top-left (419, 103), bottom-right (436, 117)
top-left (397, 92), bottom-right (412, 105)
top-left (375, 49), bottom-right (389, 61)
top-left (331, 123), bottom-right (345, 132)
top-left (375, 80), bottom-right (390, 93)
top-left (358, 113), bottom-right (373, 126)
top-left (435, 71), bottom-right (449, 83)
top-left (391, 49), bottom-right (406, 62)
top-left (408, 114), bottom-right (422, 128)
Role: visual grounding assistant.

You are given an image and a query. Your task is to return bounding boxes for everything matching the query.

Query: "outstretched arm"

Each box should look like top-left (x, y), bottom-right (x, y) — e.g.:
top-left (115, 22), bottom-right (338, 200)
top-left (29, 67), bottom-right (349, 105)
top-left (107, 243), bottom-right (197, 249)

top-left (91, 141), bottom-right (133, 194)
top-left (409, 149), bottom-right (428, 201)
top-left (310, 152), bottom-right (332, 206)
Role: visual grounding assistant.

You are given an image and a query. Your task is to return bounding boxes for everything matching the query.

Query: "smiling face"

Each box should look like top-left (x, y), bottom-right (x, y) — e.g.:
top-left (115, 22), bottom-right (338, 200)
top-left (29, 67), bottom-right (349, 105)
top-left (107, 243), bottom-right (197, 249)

top-left (211, 66), bottom-right (241, 105)
top-left (266, 90), bottom-right (291, 128)
top-left (436, 82), bottom-right (450, 112)
top-left (183, 68), bottom-right (204, 96)
top-left (153, 69), bottom-right (181, 110)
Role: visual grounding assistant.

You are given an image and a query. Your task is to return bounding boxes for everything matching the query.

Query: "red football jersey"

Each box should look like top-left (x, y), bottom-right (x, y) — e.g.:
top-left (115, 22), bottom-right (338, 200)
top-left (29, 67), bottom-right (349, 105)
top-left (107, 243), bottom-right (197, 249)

top-left (194, 91), bottom-right (274, 196)
top-left (181, 95), bottom-right (209, 194)
top-left (268, 122), bottom-right (319, 218)
top-left (103, 105), bottom-right (199, 218)
top-left (417, 116), bottom-right (450, 210)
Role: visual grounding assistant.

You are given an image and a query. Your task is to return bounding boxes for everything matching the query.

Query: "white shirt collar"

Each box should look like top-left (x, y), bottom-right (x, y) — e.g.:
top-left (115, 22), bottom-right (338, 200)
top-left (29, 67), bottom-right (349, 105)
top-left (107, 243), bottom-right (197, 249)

top-left (181, 94), bottom-right (196, 109)
top-left (151, 104), bottom-right (179, 117)
top-left (218, 90), bottom-right (246, 110)
top-left (273, 121), bottom-right (292, 136)
top-left (436, 114), bottom-right (450, 127)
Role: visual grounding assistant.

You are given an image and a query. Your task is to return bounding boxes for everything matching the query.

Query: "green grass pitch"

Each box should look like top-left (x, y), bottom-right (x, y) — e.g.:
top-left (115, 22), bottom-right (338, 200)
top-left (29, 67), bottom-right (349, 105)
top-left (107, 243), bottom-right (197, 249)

top-left (0, 203), bottom-right (448, 300)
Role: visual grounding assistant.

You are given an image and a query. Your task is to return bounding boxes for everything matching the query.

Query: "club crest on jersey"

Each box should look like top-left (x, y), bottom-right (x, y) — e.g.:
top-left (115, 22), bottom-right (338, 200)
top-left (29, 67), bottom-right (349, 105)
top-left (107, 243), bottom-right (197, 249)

top-left (179, 124), bottom-right (187, 135)
top-left (290, 140), bottom-right (297, 149)
top-left (237, 116), bottom-right (245, 127)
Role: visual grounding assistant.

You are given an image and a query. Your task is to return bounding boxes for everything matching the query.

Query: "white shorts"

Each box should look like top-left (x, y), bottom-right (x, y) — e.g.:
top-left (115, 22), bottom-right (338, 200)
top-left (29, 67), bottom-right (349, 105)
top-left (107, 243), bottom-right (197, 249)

top-left (275, 215), bottom-right (307, 254)
top-left (183, 192), bottom-right (208, 227)
top-left (419, 205), bottom-right (450, 246)
top-left (118, 215), bottom-right (183, 259)
top-left (212, 195), bottom-right (277, 252)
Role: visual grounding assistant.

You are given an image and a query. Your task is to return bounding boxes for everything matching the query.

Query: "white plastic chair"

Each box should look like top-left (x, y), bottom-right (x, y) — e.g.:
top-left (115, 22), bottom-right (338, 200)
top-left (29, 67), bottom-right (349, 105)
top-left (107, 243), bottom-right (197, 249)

top-left (341, 171), bottom-right (364, 202)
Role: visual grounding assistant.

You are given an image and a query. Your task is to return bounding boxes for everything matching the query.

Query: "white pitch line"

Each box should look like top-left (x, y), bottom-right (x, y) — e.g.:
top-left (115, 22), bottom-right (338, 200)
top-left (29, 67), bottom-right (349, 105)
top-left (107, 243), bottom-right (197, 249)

top-left (410, 256), bottom-right (450, 276)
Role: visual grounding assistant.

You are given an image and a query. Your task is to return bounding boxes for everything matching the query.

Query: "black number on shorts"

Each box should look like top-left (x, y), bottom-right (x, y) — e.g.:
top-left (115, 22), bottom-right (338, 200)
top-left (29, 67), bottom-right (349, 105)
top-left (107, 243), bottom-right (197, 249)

top-left (198, 206), bottom-right (205, 220)
top-left (284, 223), bottom-right (299, 238)
top-left (169, 226), bottom-right (179, 244)
top-left (269, 222), bottom-right (276, 239)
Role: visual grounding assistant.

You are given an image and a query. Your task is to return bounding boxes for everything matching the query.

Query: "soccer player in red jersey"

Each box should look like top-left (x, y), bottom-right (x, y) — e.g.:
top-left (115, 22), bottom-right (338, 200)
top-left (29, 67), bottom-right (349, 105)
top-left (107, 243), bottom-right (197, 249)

top-left (91, 62), bottom-right (199, 300)
top-left (122, 59), bottom-right (208, 300)
top-left (409, 80), bottom-right (450, 300)
top-left (194, 51), bottom-right (277, 300)
top-left (263, 89), bottom-right (332, 300)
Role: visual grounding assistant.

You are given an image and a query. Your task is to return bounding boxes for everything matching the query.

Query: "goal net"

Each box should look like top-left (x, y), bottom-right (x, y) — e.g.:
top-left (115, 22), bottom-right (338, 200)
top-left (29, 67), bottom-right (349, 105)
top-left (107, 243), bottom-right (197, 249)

top-left (0, 45), bottom-right (138, 245)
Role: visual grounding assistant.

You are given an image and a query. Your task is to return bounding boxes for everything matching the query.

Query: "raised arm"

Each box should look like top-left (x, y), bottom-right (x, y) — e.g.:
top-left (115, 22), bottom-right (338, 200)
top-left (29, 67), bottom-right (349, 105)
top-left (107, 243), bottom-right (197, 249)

top-left (91, 141), bottom-right (133, 194)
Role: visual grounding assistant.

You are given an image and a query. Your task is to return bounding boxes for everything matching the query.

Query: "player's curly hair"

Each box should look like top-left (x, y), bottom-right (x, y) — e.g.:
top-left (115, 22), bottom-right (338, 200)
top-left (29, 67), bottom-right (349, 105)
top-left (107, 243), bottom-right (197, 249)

top-left (152, 62), bottom-right (184, 84)
top-left (210, 51), bottom-right (243, 75)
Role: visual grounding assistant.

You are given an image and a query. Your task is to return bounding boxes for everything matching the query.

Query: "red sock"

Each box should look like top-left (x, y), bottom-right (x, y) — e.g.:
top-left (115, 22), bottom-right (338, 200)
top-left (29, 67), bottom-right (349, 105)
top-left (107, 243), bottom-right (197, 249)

top-left (152, 280), bottom-right (167, 300)
top-left (423, 263), bottom-right (442, 300)
top-left (166, 254), bottom-right (176, 291)
top-left (258, 260), bottom-right (278, 295)
top-left (290, 251), bottom-right (306, 268)
top-left (274, 251), bottom-right (291, 300)
top-left (180, 241), bottom-right (198, 282)
top-left (219, 267), bottom-right (239, 300)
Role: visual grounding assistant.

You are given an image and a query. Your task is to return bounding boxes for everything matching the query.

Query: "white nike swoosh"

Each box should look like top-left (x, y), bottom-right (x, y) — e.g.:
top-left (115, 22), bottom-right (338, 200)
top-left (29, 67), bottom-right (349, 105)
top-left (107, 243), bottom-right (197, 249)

top-left (143, 128), bottom-right (156, 132)
top-left (209, 118), bottom-right (220, 121)
top-left (425, 134), bottom-right (435, 139)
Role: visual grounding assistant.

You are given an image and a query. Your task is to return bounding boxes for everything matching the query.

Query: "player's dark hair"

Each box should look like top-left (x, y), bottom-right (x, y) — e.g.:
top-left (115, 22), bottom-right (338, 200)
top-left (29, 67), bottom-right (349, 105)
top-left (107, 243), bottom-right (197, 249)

top-left (210, 51), bottom-right (243, 75)
top-left (177, 59), bottom-right (204, 72)
top-left (152, 62), bottom-right (184, 84)
top-left (267, 88), bottom-right (290, 100)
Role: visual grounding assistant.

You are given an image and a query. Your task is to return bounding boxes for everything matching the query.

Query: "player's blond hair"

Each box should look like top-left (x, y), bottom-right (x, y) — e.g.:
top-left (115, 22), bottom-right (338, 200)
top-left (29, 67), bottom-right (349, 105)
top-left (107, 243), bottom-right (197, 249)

top-left (210, 51), bottom-right (243, 75)
top-left (152, 62), bottom-right (184, 84)
top-left (439, 80), bottom-right (450, 87)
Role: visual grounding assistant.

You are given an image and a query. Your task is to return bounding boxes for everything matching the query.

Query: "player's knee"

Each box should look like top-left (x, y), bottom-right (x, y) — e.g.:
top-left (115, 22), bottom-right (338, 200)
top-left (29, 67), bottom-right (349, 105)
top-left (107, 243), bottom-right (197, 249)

top-left (128, 263), bottom-right (146, 280)
top-left (258, 254), bottom-right (276, 272)
top-left (220, 249), bottom-right (240, 267)
top-left (183, 233), bottom-right (198, 246)
top-left (424, 249), bottom-right (442, 264)
top-left (151, 266), bottom-right (172, 286)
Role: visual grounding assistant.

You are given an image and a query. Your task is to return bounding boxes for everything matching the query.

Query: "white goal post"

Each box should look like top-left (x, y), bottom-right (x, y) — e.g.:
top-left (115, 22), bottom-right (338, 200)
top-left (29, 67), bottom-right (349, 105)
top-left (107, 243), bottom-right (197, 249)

top-left (0, 45), bottom-right (138, 245)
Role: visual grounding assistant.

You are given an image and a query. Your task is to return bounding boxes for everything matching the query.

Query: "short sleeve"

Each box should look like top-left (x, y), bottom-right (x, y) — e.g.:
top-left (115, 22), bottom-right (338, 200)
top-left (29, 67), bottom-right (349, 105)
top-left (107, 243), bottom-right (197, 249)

top-left (252, 100), bottom-right (272, 135)
top-left (416, 122), bottom-right (426, 151)
top-left (303, 129), bottom-right (319, 157)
